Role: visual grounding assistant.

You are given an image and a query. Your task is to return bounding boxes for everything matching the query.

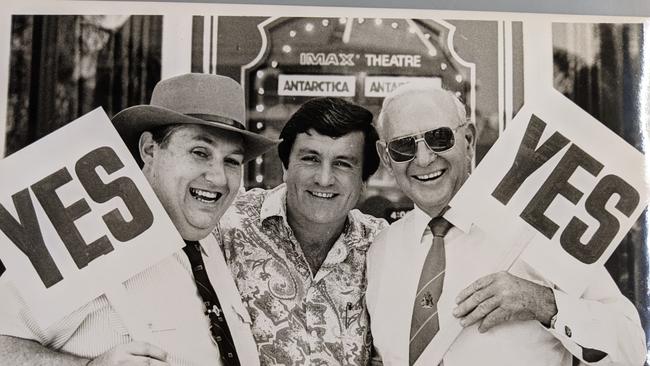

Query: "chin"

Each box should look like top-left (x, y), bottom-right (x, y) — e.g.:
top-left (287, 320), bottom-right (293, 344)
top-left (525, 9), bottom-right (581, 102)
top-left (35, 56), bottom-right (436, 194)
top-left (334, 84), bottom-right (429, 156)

top-left (180, 230), bottom-right (211, 241)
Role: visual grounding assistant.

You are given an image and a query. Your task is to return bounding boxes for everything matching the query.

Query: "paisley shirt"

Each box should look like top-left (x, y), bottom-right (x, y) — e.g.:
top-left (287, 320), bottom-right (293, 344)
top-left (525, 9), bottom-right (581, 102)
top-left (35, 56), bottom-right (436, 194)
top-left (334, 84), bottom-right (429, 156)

top-left (218, 184), bottom-right (387, 366)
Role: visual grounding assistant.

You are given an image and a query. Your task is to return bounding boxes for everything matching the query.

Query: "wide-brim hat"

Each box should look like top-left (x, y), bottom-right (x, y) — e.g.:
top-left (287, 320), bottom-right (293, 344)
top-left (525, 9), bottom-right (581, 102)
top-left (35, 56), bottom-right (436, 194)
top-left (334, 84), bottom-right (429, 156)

top-left (112, 73), bottom-right (279, 163)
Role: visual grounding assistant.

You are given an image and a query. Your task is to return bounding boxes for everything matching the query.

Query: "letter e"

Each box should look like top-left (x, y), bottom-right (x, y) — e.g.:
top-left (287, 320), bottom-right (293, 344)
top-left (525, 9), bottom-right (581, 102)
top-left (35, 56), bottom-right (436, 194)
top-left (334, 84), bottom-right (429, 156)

top-left (521, 144), bottom-right (603, 239)
top-left (31, 168), bottom-right (114, 269)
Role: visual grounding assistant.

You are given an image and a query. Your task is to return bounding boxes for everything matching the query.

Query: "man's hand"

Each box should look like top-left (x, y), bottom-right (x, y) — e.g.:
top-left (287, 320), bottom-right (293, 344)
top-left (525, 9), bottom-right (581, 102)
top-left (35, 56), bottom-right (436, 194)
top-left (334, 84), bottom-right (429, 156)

top-left (87, 341), bottom-right (169, 366)
top-left (452, 271), bottom-right (557, 333)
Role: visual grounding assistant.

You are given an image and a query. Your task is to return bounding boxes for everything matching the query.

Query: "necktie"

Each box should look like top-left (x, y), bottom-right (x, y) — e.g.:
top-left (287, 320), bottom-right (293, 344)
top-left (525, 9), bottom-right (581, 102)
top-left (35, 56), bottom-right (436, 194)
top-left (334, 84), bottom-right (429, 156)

top-left (409, 217), bottom-right (453, 366)
top-left (183, 241), bottom-right (241, 366)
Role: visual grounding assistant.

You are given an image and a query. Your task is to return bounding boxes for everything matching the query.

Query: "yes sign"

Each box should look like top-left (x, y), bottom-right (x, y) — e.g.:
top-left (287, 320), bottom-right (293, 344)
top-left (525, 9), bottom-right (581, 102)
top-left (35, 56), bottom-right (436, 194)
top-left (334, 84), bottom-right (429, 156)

top-left (0, 109), bottom-right (183, 328)
top-left (492, 115), bottom-right (640, 264)
top-left (0, 146), bottom-right (153, 288)
top-left (448, 96), bottom-right (647, 295)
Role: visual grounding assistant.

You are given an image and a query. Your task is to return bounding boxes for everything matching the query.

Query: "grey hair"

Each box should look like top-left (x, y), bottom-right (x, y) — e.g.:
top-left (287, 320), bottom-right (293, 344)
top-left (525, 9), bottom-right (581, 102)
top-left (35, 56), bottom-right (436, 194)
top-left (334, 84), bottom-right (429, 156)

top-left (375, 83), bottom-right (470, 140)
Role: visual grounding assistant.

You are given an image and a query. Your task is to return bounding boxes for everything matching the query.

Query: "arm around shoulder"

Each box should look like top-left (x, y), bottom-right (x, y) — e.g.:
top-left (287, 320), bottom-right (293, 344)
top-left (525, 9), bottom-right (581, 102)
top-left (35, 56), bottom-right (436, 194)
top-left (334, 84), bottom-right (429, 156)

top-left (0, 335), bottom-right (170, 366)
top-left (0, 335), bottom-right (90, 365)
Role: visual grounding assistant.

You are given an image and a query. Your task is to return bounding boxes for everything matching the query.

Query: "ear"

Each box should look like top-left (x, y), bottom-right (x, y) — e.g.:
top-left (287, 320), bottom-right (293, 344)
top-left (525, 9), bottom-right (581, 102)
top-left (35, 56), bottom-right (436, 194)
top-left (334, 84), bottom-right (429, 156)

top-left (376, 140), bottom-right (394, 177)
top-left (138, 131), bottom-right (157, 166)
top-left (464, 123), bottom-right (477, 155)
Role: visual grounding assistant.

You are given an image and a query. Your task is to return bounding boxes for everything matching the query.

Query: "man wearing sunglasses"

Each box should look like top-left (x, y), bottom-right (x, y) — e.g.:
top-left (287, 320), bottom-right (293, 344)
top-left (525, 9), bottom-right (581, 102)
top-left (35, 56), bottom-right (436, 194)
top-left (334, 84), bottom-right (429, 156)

top-left (365, 84), bottom-right (645, 366)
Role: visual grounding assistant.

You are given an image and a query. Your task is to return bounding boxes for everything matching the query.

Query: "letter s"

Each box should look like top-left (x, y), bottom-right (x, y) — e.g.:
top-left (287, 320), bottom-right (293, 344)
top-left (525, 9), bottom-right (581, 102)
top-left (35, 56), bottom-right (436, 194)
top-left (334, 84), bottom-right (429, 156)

top-left (76, 146), bottom-right (154, 242)
top-left (560, 174), bottom-right (640, 264)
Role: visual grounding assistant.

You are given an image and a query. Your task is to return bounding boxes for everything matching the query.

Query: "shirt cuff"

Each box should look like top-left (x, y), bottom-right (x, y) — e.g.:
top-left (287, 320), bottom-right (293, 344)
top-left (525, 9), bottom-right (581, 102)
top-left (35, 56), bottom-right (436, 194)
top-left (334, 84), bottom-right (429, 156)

top-left (546, 289), bottom-right (608, 363)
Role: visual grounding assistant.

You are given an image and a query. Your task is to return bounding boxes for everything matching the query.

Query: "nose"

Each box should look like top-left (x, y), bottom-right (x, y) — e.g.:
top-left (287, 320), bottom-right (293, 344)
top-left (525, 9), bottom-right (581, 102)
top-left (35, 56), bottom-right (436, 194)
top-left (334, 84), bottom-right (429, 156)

top-left (414, 140), bottom-right (437, 167)
top-left (315, 164), bottom-right (334, 186)
top-left (204, 161), bottom-right (228, 186)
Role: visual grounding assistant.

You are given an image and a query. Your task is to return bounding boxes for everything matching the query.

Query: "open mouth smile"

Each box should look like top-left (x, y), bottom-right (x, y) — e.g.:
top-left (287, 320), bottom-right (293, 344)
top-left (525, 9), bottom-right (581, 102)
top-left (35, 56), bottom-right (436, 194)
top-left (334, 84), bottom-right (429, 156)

top-left (307, 190), bottom-right (338, 199)
top-left (412, 169), bottom-right (445, 182)
top-left (190, 187), bottom-right (222, 203)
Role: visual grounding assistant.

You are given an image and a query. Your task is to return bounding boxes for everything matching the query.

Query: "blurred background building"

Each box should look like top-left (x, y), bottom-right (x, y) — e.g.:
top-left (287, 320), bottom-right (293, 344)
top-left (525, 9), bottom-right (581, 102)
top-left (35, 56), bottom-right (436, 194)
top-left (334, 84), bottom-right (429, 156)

top-left (5, 15), bottom-right (162, 156)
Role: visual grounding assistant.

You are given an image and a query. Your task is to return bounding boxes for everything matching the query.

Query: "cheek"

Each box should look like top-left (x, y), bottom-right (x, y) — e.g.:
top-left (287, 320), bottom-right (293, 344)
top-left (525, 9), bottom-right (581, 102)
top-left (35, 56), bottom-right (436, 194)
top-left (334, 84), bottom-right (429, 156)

top-left (392, 166), bottom-right (410, 183)
top-left (341, 172), bottom-right (363, 197)
top-left (226, 169), bottom-right (242, 191)
top-left (286, 166), bottom-right (311, 187)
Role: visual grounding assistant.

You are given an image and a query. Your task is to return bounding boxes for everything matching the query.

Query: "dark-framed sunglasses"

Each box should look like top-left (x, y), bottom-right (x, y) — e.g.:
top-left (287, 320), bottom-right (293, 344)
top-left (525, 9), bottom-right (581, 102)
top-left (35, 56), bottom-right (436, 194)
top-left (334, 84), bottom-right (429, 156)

top-left (385, 124), bottom-right (466, 163)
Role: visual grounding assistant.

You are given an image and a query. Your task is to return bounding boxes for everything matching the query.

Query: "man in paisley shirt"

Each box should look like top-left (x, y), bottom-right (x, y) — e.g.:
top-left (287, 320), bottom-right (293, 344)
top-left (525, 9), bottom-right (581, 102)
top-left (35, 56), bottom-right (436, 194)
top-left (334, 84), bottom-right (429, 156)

top-left (219, 97), bottom-right (388, 366)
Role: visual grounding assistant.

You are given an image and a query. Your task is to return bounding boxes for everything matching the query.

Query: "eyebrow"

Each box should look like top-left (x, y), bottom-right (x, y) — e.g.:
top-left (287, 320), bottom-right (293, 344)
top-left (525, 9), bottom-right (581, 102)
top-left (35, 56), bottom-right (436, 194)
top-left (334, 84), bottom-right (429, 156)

top-left (193, 135), bottom-right (245, 156)
top-left (296, 148), bottom-right (360, 164)
top-left (193, 135), bottom-right (216, 145)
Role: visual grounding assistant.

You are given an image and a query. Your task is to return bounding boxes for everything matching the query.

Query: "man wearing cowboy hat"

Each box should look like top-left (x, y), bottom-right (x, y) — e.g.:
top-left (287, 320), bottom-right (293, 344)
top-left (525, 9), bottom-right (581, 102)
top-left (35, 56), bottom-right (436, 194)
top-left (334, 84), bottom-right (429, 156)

top-left (0, 73), bottom-right (277, 366)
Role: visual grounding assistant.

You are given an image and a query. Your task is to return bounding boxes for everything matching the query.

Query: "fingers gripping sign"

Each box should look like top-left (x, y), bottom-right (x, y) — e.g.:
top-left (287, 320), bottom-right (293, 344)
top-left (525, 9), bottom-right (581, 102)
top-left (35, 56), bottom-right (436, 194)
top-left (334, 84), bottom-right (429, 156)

top-left (452, 271), bottom-right (557, 333)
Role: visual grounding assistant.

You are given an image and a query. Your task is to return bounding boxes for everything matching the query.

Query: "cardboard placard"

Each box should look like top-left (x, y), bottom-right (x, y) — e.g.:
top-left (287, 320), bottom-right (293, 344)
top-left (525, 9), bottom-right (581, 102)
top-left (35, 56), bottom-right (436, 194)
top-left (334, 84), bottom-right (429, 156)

top-left (0, 108), bottom-right (184, 330)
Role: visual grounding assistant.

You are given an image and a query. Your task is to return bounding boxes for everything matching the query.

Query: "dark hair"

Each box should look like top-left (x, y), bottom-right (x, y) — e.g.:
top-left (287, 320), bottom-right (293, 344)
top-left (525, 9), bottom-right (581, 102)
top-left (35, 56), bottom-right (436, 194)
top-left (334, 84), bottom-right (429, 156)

top-left (278, 97), bottom-right (379, 181)
top-left (150, 124), bottom-right (183, 147)
top-left (132, 124), bottom-right (183, 168)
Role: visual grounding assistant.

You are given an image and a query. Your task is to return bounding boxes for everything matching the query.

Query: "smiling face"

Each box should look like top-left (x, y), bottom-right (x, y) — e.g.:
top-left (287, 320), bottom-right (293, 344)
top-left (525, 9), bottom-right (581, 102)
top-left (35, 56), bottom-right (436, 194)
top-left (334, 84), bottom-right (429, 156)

top-left (140, 124), bottom-right (244, 241)
top-left (378, 90), bottom-right (475, 218)
top-left (284, 129), bottom-right (365, 231)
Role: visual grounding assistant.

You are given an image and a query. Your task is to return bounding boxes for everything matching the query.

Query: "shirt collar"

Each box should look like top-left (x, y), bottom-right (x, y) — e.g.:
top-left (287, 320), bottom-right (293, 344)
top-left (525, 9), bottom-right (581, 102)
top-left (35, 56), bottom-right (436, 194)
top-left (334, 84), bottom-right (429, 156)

top-left (412, 204), bottom-right (472, 236)
top-left (259, 183), bottom-right (369, 253)
top-left (260, 183), bottom-right (290, 226)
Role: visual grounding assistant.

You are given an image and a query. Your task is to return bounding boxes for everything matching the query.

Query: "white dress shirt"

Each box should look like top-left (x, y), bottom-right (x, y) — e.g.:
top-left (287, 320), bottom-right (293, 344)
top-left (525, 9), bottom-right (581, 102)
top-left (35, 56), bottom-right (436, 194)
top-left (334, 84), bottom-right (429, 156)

top-left (0, 232), bottom-right (259, 366)
top-left (366, 206), bottom-right (646, 366)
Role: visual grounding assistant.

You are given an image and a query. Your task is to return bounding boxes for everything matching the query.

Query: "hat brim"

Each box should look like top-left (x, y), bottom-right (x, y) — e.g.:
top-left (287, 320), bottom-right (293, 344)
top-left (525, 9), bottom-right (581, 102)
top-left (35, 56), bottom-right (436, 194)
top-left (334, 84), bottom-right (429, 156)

top-left (112, 105), bottom-right (279, 163)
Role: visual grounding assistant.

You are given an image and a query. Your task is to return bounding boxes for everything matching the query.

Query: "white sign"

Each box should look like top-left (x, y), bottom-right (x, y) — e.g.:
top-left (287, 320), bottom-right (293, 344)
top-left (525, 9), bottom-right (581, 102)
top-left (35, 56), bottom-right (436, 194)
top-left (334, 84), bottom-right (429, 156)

top-left (0, 108), bottom-right (184, 329)
top-left (449, 92), bottom-right (648, 296)
top-left (364, 76), bottom-right (441, 97)
top-left (278, 74), bottom-right (356, 97)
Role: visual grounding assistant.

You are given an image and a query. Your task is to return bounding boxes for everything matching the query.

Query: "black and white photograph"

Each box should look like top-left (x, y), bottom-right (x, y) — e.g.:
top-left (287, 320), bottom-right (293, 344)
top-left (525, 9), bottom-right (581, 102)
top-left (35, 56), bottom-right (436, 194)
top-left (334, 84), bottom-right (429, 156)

top-left (0, 1), bottom-right (647, 365)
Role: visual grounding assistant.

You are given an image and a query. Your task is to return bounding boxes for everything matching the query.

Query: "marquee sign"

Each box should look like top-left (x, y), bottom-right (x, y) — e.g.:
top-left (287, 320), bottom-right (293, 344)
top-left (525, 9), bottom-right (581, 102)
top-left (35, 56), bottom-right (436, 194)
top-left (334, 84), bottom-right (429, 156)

top-left (240, 16), bottom-right (476, 206)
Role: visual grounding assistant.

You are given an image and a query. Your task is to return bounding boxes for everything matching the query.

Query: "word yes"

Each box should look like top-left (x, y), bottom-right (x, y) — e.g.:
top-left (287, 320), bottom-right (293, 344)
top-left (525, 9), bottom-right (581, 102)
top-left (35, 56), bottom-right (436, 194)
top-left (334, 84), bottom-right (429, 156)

top-left (492, 115), bottom-right (639, 264)
top-left (0, 146), bottom-right (153, 287)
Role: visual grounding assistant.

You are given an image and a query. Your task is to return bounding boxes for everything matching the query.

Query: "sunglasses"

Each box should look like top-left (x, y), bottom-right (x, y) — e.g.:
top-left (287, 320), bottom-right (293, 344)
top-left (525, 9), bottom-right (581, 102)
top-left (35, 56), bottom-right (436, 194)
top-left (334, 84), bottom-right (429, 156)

top-left (385, 125), bottom-right (466, 163)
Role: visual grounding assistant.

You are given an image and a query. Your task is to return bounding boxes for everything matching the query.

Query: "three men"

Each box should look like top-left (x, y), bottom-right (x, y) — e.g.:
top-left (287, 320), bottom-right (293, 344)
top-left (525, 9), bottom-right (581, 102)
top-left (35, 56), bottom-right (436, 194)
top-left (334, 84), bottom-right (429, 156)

top-left (366, 84), bottom-right (646, 365)
top-left (218, 97), bottom-right (387, 365)
top-left (0, 73), bottom-right (276, 365)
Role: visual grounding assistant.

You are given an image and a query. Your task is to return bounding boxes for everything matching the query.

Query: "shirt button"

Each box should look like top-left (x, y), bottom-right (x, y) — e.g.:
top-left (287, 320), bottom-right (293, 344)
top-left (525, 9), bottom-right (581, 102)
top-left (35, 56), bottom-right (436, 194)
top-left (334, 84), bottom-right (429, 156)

top-left (565, 326), bottom-right (572, 337)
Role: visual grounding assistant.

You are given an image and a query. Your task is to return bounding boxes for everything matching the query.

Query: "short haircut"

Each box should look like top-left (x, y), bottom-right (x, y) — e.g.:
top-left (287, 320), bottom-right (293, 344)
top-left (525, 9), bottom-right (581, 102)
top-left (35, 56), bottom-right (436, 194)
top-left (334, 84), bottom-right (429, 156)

top-left (375, 83), bottom-right (470, 140)
top-left (278, 97), bottom-right (379, 181)
top-left (150, 124), bottom-right (183, 148)
top-left (131, 124), bottom-right (183, 168)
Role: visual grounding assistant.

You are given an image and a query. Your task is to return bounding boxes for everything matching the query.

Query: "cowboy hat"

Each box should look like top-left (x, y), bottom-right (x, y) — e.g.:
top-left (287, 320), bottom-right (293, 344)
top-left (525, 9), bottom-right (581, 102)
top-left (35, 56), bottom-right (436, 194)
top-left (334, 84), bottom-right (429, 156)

top-left (112, 73), bottom-right (279, 163)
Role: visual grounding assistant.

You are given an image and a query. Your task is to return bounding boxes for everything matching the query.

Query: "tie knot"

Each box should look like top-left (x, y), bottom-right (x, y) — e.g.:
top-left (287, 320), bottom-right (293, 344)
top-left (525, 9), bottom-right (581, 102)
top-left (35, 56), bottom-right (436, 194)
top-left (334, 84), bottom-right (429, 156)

top-left (428, 217), bottom-right (453, 237)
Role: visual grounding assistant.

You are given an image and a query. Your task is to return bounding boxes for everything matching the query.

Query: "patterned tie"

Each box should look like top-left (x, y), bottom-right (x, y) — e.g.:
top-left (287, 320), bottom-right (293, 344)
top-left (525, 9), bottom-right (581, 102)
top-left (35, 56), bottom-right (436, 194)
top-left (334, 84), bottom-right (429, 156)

top-left (409, 217), bottom-right (453, 366)
top-left (182, 241), bottom-right (241, 366)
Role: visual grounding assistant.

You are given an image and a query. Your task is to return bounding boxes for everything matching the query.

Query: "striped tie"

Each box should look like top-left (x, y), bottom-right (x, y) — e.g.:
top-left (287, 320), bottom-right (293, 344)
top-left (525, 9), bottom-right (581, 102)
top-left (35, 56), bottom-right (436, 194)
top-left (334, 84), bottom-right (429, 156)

top-left (409, 217), bottom-right (453, 366)
top-left (183, 241), bottom-right (240, 366)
